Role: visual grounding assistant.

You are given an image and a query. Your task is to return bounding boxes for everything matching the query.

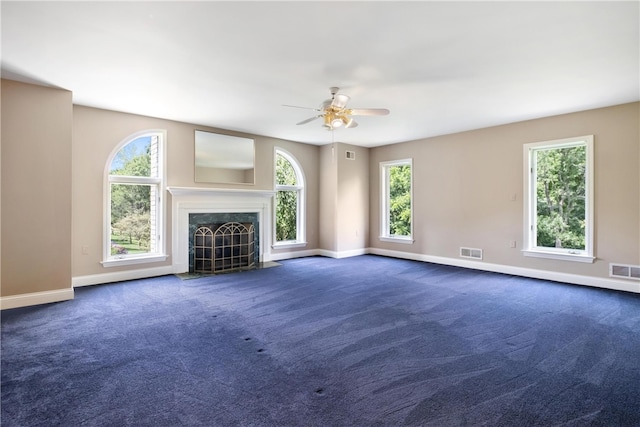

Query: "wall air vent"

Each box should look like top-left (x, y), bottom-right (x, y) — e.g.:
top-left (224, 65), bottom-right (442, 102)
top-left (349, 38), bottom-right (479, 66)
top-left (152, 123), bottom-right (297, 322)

top-left (460, 247), bottom-right (483, 260)
top-left (345, 150), bottom-right (356, 160)
top-left (610, 263), bottom-right (640, 281)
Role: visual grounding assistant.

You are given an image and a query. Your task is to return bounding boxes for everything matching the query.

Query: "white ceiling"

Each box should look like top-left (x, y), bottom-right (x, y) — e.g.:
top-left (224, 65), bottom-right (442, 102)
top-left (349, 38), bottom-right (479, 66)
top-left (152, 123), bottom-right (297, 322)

top-left (2, 1), bottom-right (638, 147)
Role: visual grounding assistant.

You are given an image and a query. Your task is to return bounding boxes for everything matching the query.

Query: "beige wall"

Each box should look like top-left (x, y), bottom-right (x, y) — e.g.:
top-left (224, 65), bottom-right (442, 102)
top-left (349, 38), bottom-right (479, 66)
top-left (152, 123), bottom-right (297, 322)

top-left (319, 144), bottom-right (337, 252)
top-left (336, 143), bottom-right (370, 252)
top-left (73, 105), bottom-right (320, 278)
top-left (1, 80), bottom-right (73, 297)
top-left (318, 142), bottom-right (370, 254)
top-left (2, 77), bottom-right (637, 302)
top-left (370, 102), bottom-right (640, 280)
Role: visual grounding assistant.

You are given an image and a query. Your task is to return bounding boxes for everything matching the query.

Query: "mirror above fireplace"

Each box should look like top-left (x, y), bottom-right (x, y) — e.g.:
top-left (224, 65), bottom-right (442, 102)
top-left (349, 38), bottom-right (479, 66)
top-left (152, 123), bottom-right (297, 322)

top-left (194, 130), bottom-right (255, 184)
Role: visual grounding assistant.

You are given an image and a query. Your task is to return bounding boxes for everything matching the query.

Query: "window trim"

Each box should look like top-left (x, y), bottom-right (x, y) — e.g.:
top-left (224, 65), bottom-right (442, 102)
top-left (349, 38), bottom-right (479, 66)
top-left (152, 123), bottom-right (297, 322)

top-left (379, 158), bottom-right (414, 243)
top-left (103, 130), bottom-right (167, 267)
top-left (522, 135), bottom-right (594, 263)
top-left (273, 148), bottom-right (307, 248)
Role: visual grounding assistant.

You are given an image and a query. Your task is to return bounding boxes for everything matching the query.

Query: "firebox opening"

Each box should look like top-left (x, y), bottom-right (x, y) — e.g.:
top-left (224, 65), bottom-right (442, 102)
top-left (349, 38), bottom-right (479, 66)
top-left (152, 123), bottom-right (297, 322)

top-left (193, 222), bottom-right (255, 273)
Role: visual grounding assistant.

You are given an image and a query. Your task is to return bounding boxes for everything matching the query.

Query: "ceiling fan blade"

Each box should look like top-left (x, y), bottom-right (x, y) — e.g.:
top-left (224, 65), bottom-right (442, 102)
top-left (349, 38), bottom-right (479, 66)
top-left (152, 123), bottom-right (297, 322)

top-left (348, 108), bottom-right (390, 116)
top-left (345, 119), bottom-right (359, 128)
top-left (331, 94), bottom-right (350, 109)
top-left (283, 104), bottom-right (321, 111)
top-left (296, 116), bottom-right (322, 125)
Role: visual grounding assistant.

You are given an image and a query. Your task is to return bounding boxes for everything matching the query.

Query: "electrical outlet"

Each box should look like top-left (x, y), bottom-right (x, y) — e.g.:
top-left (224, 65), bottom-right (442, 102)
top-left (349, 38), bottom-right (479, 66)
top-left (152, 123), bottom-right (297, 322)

top-left (509, 240), bottom-right (517, 248)
top-left (81, 246), bottom-right (89, 255)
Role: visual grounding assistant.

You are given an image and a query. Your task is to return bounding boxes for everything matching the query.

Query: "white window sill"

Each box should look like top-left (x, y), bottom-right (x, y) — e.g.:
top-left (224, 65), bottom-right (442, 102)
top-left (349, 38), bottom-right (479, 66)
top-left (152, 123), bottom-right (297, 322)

top-left (522, 249), bottom-right (595, 264)
top-left (272, 241), bottom-right (308, 249)
top-left (379, 236), bottom-right (414, 244)
top-left (102, 254), bottom-right (169, 268)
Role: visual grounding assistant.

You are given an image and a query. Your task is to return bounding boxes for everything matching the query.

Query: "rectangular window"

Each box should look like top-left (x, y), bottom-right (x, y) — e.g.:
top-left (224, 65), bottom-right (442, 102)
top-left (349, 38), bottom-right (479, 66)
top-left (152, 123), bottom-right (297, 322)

top-left (380, 159), bottom-right (413, 243)
top-left (523, 135), bottom-right (594, 263)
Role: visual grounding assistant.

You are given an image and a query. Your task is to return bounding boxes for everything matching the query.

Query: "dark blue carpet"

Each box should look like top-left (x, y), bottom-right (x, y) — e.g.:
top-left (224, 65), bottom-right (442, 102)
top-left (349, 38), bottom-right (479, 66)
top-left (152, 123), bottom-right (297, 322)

top-left (2, 255), bottom-right (640, 426)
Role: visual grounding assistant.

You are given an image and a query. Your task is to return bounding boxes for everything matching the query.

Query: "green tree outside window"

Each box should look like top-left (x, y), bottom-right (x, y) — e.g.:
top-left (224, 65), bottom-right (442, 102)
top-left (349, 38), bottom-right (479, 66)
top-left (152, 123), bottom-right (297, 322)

top-left (275, 153), bottom-right (300, 242)
top-left (535, 145), bottom-right (586, 250)
top-left (389, 164), bottom-right (412, 236)
top-left (109, 137), bottom-right (154, 255)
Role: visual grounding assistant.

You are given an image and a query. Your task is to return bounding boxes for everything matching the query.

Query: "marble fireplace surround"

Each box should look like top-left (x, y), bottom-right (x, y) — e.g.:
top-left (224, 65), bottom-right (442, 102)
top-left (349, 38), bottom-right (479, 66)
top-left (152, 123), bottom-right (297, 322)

top-left (167, 187), bottom-right (275, 274)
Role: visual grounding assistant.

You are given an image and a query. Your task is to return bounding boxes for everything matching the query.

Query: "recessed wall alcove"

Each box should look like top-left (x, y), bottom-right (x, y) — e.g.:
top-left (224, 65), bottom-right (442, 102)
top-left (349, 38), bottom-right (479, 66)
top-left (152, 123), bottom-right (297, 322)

top-left (167, 187), bottom-right (275, 274)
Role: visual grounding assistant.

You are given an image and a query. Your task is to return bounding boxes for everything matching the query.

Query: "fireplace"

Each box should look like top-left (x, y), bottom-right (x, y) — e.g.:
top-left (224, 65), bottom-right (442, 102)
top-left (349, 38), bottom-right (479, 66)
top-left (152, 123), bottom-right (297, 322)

top-left (189, 212), bottom-right (258, 273)
top-left (168, 187), bottom-right (274, 275)
top-left (193, 222), bottom-right (255, 273)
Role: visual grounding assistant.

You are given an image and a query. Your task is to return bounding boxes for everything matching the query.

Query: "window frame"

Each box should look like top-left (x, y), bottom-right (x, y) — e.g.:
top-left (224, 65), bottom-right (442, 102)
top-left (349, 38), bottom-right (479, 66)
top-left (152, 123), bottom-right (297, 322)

top-left (379, 158), bottom-right (414, 244)
top-left (103, 130), bottom-right (167, 267)
top-left (522, 135), bottom-right (595, 263)
top-left (273, 148), bottom-right (306, 248)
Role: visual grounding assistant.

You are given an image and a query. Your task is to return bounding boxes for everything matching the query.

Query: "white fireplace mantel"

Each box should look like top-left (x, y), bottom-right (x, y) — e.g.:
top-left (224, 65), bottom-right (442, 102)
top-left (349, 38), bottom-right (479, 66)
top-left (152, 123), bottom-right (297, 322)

top-left (167, 186), bottom-right (275, 199)
top-left (167, 186), bottom-right (275, 273)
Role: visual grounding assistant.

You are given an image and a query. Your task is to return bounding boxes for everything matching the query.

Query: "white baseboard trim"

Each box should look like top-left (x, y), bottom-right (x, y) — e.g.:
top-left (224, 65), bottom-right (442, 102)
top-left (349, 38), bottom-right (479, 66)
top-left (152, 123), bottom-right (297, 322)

top-left (72, 265), bottom-right (175, 288)
top-left (317, 249), bottom-right (337, 258)
top-left (368, 247), bottom-right (640, 294)
top-left (1, 288), bottom-right (74, 310)
top-left (9, 248), bottom-right (635, 310)
top-left (336, 248), bottom-right (369, 259)
top-left (269, 249), bottom-right (321, 261)
top-left (316, 248), bottom-right (368, 259)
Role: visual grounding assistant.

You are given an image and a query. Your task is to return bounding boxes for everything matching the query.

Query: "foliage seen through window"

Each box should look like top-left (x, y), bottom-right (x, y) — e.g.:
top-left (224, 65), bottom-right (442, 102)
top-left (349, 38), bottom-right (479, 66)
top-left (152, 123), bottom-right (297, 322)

top-left (109, 136), bottom-right (155, 256)
top-left (275, 152), bottom-right (301, 242)
top-left (388, 164), bottom-right (411, 236)
top-left (535, 145), bottom-right (586, 250)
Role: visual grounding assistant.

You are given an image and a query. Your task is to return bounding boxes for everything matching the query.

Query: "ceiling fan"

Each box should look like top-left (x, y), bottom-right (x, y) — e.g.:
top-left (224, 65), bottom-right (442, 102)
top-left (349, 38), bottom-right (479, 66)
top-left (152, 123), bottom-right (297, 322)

top-left (284, 87), bottom-right (390, 130)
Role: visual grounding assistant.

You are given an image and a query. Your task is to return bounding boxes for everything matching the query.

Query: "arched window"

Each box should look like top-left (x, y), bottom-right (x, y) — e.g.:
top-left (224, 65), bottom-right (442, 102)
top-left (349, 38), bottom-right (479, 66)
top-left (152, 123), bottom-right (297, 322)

top-left (274, 149), bottom-right (306, 246)
top-left (104, 130), bottom-right (166, 265)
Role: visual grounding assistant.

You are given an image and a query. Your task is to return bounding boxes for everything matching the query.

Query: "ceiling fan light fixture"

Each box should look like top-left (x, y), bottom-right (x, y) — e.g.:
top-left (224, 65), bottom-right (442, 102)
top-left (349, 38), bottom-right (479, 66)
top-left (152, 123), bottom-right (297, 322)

top-left (287, 87), bottom-right (389, 131)
top-left (323, 114), bottom-right (333, 129)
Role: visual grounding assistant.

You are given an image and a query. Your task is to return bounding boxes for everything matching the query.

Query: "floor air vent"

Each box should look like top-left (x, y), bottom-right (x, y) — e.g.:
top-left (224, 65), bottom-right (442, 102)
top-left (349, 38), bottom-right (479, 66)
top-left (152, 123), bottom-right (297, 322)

top-left (610, 264), bottom-right (640, 280)
top-left (460, 247), bottom-right (483, 260)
